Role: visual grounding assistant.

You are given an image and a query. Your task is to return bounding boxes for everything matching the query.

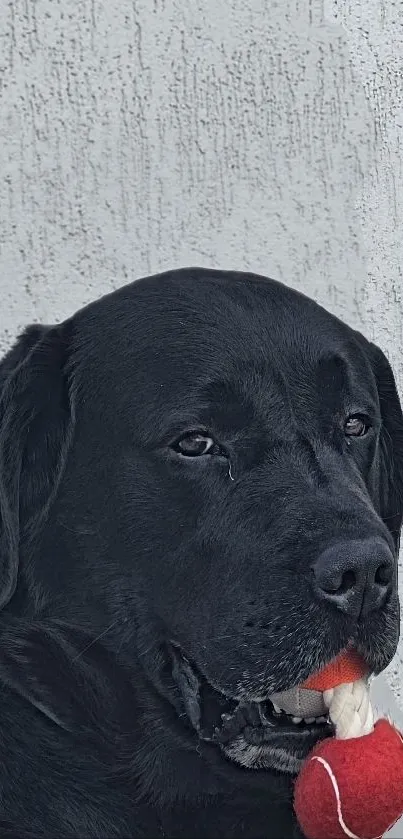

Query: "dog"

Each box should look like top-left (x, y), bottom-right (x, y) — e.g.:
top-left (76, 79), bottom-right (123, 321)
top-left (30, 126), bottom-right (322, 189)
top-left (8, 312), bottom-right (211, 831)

top-left (0, 267), bottom-right (402, 838)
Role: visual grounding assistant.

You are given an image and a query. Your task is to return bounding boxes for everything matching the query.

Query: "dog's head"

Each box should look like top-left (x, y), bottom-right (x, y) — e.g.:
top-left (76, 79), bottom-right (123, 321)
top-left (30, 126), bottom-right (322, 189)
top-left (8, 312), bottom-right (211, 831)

top-left (1, 269), bottom-right (402, 776)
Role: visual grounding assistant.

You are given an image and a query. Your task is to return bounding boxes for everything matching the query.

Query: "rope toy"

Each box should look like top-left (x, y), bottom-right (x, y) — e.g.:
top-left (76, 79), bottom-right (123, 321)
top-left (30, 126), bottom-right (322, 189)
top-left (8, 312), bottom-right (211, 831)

top-left (273, 649), bottom-right (403, 839)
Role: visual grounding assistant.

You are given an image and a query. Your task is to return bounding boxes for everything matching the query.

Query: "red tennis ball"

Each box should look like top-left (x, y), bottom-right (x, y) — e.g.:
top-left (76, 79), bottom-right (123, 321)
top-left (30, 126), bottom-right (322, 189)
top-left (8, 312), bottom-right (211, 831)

top-left (294, 720), bottom-right (403, 839)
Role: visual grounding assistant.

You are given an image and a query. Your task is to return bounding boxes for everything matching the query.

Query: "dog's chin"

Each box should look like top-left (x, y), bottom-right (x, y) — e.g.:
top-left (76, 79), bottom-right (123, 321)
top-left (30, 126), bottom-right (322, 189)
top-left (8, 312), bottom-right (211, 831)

top-left (217, 723), bottom-right (330, 774)
top-left (169, 645), bottom-right (333, 774)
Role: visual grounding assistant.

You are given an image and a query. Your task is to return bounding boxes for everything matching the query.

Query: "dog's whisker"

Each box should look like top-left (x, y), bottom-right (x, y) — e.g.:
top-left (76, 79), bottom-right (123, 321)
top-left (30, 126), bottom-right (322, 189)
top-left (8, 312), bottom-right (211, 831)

top-left (137, 640), bottom-right (159, 657)
top-left (204, 634), bottom-right (244, 642)
top-left (72, 619), bottom-right (120, 662)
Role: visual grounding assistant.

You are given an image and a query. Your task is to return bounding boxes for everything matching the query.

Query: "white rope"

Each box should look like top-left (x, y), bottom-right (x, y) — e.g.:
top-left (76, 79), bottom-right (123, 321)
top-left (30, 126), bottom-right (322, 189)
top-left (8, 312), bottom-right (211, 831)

top-left (323, 678), bottom-right (374, 740)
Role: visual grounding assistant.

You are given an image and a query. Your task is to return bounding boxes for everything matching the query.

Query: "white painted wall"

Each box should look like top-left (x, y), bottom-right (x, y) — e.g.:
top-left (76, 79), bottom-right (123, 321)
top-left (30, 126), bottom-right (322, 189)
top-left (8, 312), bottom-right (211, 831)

top-left (1, 1), bottom-right (402, 820)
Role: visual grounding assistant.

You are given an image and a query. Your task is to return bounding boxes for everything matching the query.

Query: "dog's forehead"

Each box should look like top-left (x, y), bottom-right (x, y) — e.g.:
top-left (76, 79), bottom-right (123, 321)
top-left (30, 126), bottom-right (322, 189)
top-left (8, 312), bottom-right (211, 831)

top-left (76, 270), bottom-right (354, 363)
top-left (73, 270), bottom-right (375, 416)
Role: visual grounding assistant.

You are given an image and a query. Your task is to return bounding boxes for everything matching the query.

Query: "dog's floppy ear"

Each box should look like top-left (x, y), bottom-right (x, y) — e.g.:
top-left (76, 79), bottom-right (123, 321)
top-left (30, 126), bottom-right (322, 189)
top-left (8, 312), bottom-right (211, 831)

top-left (0, 325), bottom-right (50, 389)
top-left (0, 322), bottom-right (75, 608)
top-left (367, 342), bottom-right (403, 549)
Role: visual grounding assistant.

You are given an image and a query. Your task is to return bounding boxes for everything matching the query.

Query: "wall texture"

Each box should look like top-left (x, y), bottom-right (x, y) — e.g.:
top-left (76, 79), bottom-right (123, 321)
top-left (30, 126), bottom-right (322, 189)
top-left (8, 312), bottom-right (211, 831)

top-left (1, 0), bottom-right (402, 763)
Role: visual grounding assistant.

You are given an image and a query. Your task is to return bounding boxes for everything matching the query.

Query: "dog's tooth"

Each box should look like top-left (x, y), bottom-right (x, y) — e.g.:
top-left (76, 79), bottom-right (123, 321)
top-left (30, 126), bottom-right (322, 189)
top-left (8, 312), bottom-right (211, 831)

top-left (316, 716), bottom-right (327, 723)
top-left (303, 717), bottom-right (315, 724)
top-left (291, 716), bottom-right (302, 724)
top-left (272, 703), bottom-right (282, 714)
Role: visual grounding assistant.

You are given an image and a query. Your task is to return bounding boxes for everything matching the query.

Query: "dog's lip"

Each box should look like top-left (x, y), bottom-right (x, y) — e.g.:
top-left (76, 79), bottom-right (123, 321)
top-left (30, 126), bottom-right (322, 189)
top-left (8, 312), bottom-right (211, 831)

top-left (215, 696), bottom-right (332, 746)
top-left (169, 643), bottom-right (333, 755)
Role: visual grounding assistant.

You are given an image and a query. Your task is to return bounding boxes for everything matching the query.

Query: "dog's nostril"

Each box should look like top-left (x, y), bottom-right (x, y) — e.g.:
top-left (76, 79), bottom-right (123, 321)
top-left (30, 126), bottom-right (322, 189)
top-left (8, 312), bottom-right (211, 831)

top-left (375, 564), bottom-right (393, 586)
top-left (321, 569), bottom-right (357, 596)
top-left (338, 569), bottom-right (357, 594)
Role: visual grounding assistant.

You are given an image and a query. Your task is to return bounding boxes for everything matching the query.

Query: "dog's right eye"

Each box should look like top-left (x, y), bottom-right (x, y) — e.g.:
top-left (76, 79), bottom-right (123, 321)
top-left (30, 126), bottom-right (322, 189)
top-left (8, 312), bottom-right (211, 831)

top-left (173, 432), bottom-right (224, 458)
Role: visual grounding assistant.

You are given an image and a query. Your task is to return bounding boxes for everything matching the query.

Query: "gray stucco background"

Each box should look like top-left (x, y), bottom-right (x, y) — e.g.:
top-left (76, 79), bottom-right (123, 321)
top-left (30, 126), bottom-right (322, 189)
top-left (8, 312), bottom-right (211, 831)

top-left (1, 1), bottom-right (403, 829)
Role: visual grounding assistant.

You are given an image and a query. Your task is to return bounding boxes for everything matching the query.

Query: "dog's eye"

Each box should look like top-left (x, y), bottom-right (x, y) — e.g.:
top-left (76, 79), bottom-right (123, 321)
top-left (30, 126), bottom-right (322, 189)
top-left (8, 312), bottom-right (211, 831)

top-left (344, 415), bottom-right (371, 438)
top-left (173, 432), bottom-right (222, 457)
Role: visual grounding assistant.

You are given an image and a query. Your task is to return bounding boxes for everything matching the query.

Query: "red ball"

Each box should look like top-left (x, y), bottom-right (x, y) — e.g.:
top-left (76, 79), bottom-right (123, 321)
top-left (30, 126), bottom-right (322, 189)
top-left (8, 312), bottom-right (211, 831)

top-left (294, 720), bottom-right (403, 839)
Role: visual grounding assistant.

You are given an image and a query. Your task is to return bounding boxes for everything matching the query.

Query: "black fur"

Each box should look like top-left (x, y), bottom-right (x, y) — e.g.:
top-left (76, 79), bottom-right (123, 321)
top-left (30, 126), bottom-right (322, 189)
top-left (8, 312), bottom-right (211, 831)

top-left (0, 268), bottom-right (402, 838)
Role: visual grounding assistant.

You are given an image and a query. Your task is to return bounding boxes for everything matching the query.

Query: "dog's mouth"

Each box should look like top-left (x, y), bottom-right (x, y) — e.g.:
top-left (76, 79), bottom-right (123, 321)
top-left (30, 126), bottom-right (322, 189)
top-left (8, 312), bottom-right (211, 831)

top-left (170, 645), bottom-right (333, 774)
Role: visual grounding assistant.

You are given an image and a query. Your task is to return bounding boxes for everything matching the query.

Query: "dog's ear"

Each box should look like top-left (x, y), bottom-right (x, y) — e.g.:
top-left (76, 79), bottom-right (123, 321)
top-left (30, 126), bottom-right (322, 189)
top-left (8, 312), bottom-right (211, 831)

top-left (367, 342), bottom-right (403, 549)
top-left (0, 323), bottom-right (75, 608)
top-left (0, 325), bottom-right (51, 389)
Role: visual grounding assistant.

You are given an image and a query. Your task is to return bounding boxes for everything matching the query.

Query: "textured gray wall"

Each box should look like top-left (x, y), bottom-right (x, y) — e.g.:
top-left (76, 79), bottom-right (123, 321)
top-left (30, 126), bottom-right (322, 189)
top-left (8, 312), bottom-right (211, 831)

top-left (1, 0), bottom-right (403, 794)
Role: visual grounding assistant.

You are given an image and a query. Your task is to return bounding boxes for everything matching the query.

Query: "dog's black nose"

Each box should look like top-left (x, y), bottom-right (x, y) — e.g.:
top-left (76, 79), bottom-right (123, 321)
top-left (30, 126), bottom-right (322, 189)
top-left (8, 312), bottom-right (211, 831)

top-left (312, 538), bottom-right (394, 618)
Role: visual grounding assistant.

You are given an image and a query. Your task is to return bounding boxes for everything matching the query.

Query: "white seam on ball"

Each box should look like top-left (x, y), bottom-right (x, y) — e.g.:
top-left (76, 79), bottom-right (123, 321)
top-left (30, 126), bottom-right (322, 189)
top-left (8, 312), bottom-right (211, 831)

top-left (312, 755), bottom-right (387, 839)
top-left (312, 756), bottom-right (360, 839)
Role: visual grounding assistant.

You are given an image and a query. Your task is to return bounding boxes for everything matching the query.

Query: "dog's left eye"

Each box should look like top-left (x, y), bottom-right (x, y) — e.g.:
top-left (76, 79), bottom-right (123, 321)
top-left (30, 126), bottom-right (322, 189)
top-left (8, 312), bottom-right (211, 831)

top-left (173, 432), bottom-right (223, 458)
top-left (344, 414), bottom-right (371, 437)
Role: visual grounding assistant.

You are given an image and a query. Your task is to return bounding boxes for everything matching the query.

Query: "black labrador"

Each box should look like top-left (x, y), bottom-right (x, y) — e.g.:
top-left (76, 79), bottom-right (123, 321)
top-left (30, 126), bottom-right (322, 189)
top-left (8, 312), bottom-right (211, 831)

top-left (0, 268), bottom-right (402, 838)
